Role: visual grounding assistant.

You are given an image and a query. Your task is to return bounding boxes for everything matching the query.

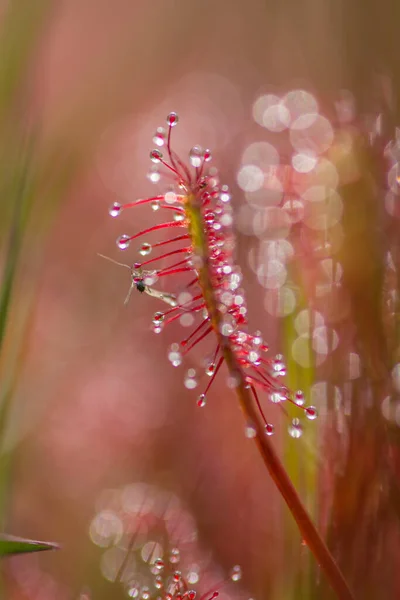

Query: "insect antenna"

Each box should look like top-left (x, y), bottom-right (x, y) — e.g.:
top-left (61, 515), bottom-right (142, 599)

top-left (97, 253), bottom-right (131, 270)
top-left (98, 253), bottom-right (138, 306)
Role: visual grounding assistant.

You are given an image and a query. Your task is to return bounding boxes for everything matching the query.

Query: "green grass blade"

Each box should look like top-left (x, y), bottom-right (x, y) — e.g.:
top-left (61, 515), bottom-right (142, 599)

top-left (0, 534), bottom-right (59, 556)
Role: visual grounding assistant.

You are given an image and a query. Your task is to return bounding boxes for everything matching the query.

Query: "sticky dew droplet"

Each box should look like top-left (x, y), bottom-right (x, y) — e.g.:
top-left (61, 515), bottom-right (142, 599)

top-left (248, 350), bottom-right (260, 365)
top-left (164, 190), bottom-right (177, 205)
top-left (265, 423), bottom-right (274, 436)
top-left (189, 146), bottom-right (203, 168)
top-left (236, 331), bottom-right (248, 344)
top-left (305, 405), bottom-right (318, 420)
top-left (294, 390), bottom-right (305, 406)
top-left (169, 548), bottom-right (180, 564)
top-left (230, 565), bottom-right (242, 582)
top-left (220, 185), bottom-right (231, 203)
top-left (220, 291), bottom-right (233, 307)
top-left (152, 312), bottom-right (164, 333)
top-left (117, 234), bottom-right (130, 250)
top-left (205, 363), bottom-right (215, 376)
top-left (154, 558), bottom-right (165, 571)
top-left (288, 418), bottom-right (303, 438)
top-left (252, 331), bottom-right (263, 347)
top-left (270, 391), bottom-right (285, 404)
top-left (150, 149), bottom-right (163, 163)
top-left (173, 211), bottom-right (185, 222)
top-left (151, 200), bottom-right (160, 211)
top-left (184, 368), bottom-right (198, 389)
top-left (167, 112), bottom-right (179, 127)
top-left (141, 588), bottom-right (150, 600)
top-left (153, 127), bottom-right (166, 147)
top-left (197, 393), bottom-right (206, 407)
top-left (220, 314), bottom-right (236, 337)
top-left (109, 202), bottom-right (122, 217)
top-left (139, 243), bottom-right (152, 256)
top-left (168, 344), bottom-right (182, 367)
top-left (147, 166), bottom-right (161, 184)
top-left (203, 148), bottom-right (212, 162)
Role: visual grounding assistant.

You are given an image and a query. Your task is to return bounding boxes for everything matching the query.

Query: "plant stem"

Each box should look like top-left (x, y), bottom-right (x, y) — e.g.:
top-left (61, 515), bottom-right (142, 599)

top-left (186, 195), bottom-right (355, 600)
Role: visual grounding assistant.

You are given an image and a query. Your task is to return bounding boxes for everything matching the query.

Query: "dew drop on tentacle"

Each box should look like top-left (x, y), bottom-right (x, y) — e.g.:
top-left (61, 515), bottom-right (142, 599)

top-left (139, 243), bottom-right (152, 256)
top-left (154, 558), bottom-right (165, 572)
top-left (189, 146), bottom-right (203, 168)
top-left (288, 418), bottom-right (303, 438)
top-left (203, 148), bottom-right (212, 162)
top-left (184, 368), bottom-right (198, 389)
top-left (305, 405), bottom-right (318, 420)
top-left (164, 191), bottom-right (178, 205)
top-left (219, 314), bottom-right (236, 337)
top-left (205, 363), bottom-right (215, 376)
top-left (212, 220), bottom-right (222, 232)
top-left (252, 331), bottom-right (263, 347)
top-left (169, 548), bottom-right (180, 564)
top-left (127, 585), bottom-right (139, 598)
top-left (147, 166), bottom-right (161, 184)
top-left (265, 423), bottom-right (275, 436)
top-left (204, 211), bottom-right (215, 224)
top-left (248, 350), bottom-right (260, 365)
top-left (150, 149), bottom-right (163, 163)
top-left (109, 202), bottom-right (122, 217)
top-left (151, 199), bottom-right (161, 211)
top-left (230, 565), bottom-right (242, 582)
top-left (294, 390), bottom-right (305, 406)
top-left (197, 393), bottom-right (206, 407)
top-left (116, 234), bottom-right (130, 250)
top-left (272, 354), bottom-right (286, 376)
top-left (140, 587), bottom-right (150, 600)
top-left (167, 112), bottom-right (179, 127)
top-left (270, 391), bottom-right (286, 404)
top-left (152, 312), bottom-right (164, 334)
top-left (168, 343), bottom-right (182, 367)
top-left (153, 127), bottom-right (166, 147)
top-left (220, 185), bottom-right (231, 203)
top-left (235, 331), bottom-right (248, 344)
top-left (173, 211), bottom-right (185, 222)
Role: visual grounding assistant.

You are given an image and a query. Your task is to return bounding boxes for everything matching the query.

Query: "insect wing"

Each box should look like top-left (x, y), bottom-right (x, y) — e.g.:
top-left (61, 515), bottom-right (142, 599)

top-left (144, 286), bottom-right (177, 307)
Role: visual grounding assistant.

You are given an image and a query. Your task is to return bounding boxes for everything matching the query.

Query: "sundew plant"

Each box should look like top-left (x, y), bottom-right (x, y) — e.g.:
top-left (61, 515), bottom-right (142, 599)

top-left (3, 2), bottom-right (400, 600)
top-left (106, 112), bottom-right (354, 600)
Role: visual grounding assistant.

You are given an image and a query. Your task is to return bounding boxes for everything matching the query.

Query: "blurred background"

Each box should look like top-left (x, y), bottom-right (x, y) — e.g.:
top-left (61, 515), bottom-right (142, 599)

top-left (0, 0), bottom-right (400, 598)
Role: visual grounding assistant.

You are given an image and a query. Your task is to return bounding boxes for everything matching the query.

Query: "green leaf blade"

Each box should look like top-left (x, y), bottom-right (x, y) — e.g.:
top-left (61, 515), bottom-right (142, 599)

top-left (0, 535), bottom-right (59, 556)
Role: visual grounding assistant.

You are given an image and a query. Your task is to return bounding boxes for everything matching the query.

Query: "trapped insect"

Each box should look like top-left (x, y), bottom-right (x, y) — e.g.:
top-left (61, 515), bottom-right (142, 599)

top-left (98, 254), bottom-right (178, 307)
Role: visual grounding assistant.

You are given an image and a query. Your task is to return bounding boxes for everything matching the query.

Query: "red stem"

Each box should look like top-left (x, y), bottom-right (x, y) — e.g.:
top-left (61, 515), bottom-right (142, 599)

top-left (186, 193), bottom-right (355, 600)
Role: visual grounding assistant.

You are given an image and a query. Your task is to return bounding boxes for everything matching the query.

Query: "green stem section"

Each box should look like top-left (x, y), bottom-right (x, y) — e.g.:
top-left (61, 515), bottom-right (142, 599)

top-left (186, 194), bottom-right (355, 600)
